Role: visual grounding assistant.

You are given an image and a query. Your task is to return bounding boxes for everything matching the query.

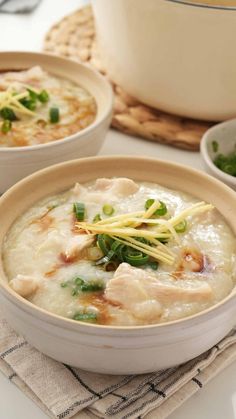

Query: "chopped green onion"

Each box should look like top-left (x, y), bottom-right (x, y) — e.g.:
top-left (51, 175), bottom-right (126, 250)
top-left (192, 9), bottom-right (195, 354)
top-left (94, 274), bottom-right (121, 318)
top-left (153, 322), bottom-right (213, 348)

top-left (95, 249), bottom-right (116, 265)
top-left (60, 282), bottom-right (68, 288)
top-left (97, 234), bottom-right (113, 255)
top-left (27, 88), bottom-right (38, 101)
top-left (71, 289), bottom-right (79, 296)
top-left (20, 98), bottom-right (37, 111)
top-left (0, 107), bottom-right (17, 121)
top-left (124, 249), bottom-right (149, 267)
top-left (73, 312), bottom-right (97, 323)
top-left (73, 202), bottom-right (85, 221)
top-left (212, 140), bottom-right (219, 153)
top-left (145, 199), bottom-right (167, 216)
top-left (93, 213), bottom-right (101, 223)
top-left (49, 107), bottom-right (59, 123)
top-left (38, 89), bottom-right (50, 103)
top-left (80, 281), bottom-right (104, 292)
top-left (102, 204), bottom-right (114, 216)
top-left (174, 220), bottom-right (187, 233)
top-left (1, 119), bottom-right (12, 134)
top-left (74, 277), bottom-right (84, 286)
top-left (148, 261), bottom-right (159, 270)
top-left (213, 151), bottom-right (236, 177)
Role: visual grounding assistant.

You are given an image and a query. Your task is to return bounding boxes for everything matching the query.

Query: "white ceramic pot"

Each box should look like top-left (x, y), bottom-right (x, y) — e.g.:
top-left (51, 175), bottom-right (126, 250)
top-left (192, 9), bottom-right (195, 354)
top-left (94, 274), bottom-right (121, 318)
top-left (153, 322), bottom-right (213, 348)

top-left (0, 156), bottom-right (235, 374)
top-left (0, 52), bottom-right (113, 193)
top-left (92, 0), bottom-right (236, 121)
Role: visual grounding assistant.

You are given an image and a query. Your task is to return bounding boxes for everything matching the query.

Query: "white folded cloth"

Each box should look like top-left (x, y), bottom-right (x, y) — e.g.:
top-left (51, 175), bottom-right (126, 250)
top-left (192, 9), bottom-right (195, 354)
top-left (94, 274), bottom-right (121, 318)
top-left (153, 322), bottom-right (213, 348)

top-left (0, 314), bottom-right (236, 419)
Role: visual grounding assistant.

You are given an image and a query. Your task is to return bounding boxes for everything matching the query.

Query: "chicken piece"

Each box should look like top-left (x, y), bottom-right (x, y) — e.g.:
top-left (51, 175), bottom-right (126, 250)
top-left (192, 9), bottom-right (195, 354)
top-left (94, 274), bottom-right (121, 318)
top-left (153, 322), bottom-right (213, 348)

top-left (71, 183), bottom-right (87, 198)
top-left (62, 234), bottom-right (95, 263)
top-left (105, 263), bottom-right (213, 320)
top-left (9, 274), bottom-right (39, 298)
top-left (94, 178), bottom-right (139, 197)
top-left (4, 66), bottom-right (44, 83)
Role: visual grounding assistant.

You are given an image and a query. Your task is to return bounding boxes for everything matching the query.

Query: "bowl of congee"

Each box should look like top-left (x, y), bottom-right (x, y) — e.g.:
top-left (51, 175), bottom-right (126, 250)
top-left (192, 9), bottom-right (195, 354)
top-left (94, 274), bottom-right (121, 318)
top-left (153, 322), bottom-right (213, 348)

top-left (0, 156), bottom-right (235, 374)
top-left (0, 52), bottom-right (113, 192)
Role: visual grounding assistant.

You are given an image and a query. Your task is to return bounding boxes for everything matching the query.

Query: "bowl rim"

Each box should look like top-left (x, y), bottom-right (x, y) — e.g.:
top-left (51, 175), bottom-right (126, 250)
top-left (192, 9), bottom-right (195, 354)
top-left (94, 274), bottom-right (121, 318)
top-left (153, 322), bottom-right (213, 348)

top-left (166, 0), bottom-right (236, 11)
top-left (0, 155), bottom-right (236, 332)
top-left (200, 118), bottom-right (236, 186)
top-left (0, 51), bottom-right (113, 153)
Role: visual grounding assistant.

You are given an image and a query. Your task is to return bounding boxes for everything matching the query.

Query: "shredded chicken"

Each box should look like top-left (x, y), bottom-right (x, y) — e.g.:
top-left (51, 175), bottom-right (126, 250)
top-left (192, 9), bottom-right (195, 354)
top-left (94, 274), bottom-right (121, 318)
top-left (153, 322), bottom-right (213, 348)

top-left (62, 234), bottom-right (95, 263)
top-left (94, 178), bottom-right (139, 196)
top-left (71, 178), bottom-right (139, 203)
top-left (9, 274), bottom-right (39, 298)
top-left (105, 263), bottom-right (213, 322)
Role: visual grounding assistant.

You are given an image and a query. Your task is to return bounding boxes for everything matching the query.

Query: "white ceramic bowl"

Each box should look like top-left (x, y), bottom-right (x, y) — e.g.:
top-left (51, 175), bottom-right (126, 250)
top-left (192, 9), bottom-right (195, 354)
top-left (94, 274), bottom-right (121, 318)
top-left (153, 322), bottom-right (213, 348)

top-left (92, 0), bottom-right (236, 121)
top-left (201, 118), bottom-right (236, 190)
top-left (0, 156), bottom-right (236, 375)
top-left (0, 52), bottom-right (113, 193)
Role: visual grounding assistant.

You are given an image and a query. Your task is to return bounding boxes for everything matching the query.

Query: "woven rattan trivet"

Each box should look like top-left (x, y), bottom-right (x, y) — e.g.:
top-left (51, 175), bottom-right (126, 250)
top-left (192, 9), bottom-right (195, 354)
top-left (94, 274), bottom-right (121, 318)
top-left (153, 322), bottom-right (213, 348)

top-left (44, 5), bottom-right (214, 151)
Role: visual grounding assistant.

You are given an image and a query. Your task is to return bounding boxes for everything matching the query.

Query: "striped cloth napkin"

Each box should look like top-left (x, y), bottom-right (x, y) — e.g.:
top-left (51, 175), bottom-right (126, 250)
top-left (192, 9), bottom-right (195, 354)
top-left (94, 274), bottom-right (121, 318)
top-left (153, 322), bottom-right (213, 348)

top-left (0, 314), bottom-right (236, 419)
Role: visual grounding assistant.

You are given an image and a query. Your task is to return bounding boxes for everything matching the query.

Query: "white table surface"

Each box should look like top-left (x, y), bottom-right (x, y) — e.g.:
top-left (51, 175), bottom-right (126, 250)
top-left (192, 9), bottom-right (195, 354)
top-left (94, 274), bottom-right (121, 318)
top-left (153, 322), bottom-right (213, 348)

top-left (0, 1), bottom-right (236, 418)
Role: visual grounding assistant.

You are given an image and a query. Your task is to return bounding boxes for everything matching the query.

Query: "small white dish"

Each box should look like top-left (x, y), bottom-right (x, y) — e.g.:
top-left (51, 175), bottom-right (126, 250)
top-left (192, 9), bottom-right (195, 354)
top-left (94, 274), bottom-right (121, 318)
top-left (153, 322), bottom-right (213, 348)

top-left (200, 118), bottom-right (236, 190)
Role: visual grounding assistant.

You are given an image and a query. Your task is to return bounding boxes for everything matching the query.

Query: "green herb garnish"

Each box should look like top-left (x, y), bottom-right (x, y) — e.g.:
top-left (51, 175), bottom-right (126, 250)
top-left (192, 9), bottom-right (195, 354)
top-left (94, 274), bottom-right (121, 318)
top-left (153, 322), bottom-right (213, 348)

top-left (73, 202), bottom-right (85, 221)
top-left (93, 213), bottom-right (101, 223)
top-left (38, 89), bottom-right (50, 103)
top-left (73, 312), bottom-right (97, 323)
top-left (1, 119), bottom-right (12, 134)
top-left (49, 107), bottom-right (59, 123)
top-left (20, 98), bottom-right (37, 111)
top-left (145, 199), bottom-right (167, 216)
top-left (0, 107), bottom-right (17, 121)
top-left (213, 151), bottom-right (236, 177)
top-left (174, 220), bottom-right (187, 233)
top-left (103, 204), bottom-right (114, 216)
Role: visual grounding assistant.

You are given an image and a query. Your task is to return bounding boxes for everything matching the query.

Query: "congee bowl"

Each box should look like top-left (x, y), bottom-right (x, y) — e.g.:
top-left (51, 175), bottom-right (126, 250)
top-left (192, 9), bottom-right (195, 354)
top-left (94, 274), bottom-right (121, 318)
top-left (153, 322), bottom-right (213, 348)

top-left (0, 156), bottom-right (236, 375)
top-left (0, 52), bottom-right (113, 193)
top-left (92, 0), bottom-right (236, 121)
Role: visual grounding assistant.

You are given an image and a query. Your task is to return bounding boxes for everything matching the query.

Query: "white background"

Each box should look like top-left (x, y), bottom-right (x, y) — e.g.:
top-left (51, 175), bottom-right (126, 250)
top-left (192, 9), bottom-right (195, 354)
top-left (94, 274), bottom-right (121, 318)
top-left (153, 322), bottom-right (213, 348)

top-left (0, 1), bottom-right (236, 418)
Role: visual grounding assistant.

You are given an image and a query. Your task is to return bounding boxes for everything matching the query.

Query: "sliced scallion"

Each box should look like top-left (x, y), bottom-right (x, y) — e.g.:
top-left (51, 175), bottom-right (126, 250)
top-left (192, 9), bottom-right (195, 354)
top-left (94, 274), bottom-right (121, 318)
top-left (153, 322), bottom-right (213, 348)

top-left (124, 249), bottom-right (149, 266)
top-left (0, 107), bottom-right (17, 121)
top-left (71, 289), bottom-right (79, 296)
top-left (93, 213), bottom-right (101, 223)
top-left (73, 202), bottom-right (85, 221)
top-left (174, 220), bottom-right (187, 233)
top-left (74, 277), bottom-right (84, 286)
top-left (20, 98), bottom-right (37, 111)
top-left (80, 282), bottom-right (104, 292)
top-left (1, 119), bottom-right (12, 134)
top-left (145, 199), bottom-right (167, 216)
top-left (49, 107), bottom-right (59, 123)
top-left (97, 234), bottom-right (113, 255)
top-left (38, 89), bottom-right (50, 103)
top-left (73, 312), bottom-right (97, 323)
top-left (27, 88), bottom-right (38, 101)
top-left (148, 261), bottom-right (159, 270)
top-left (102, 204), bottom-right (114, 216)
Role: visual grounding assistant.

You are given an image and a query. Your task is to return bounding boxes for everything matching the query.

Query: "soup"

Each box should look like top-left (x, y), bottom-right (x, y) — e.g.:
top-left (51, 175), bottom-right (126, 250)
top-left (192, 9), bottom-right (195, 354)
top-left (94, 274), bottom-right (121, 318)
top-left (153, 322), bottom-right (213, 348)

top-left (3, 178), bottom-right (236, 326)
top-left (0, 66), bottom-right (96, 147)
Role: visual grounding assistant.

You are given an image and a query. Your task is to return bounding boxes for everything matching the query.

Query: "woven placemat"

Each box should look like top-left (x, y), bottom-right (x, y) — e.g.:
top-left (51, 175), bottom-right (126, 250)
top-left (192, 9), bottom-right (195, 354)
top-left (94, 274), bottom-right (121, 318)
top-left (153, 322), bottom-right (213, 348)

top-left (44, 5), bottom-right (214, 151)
